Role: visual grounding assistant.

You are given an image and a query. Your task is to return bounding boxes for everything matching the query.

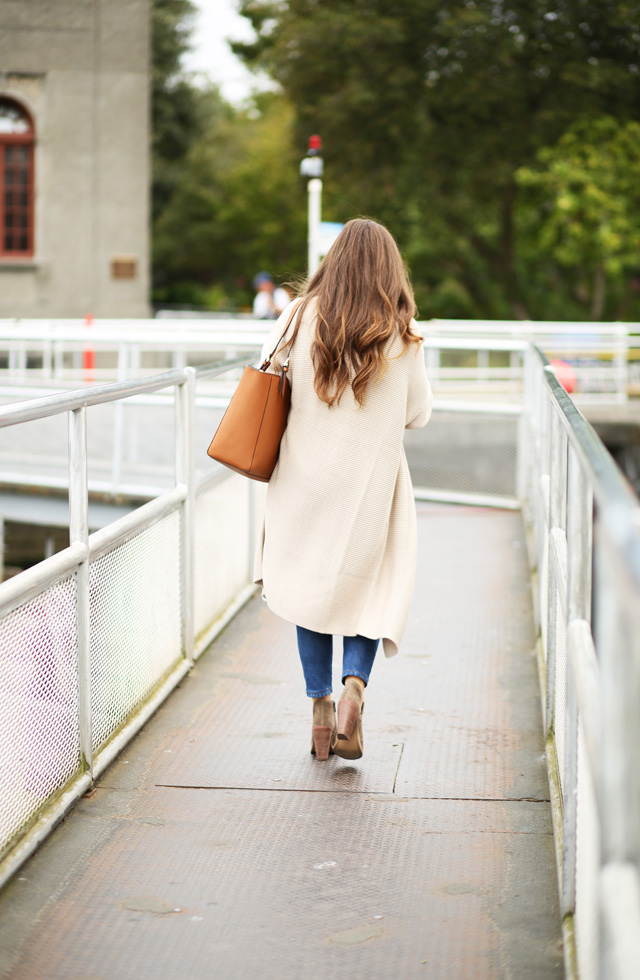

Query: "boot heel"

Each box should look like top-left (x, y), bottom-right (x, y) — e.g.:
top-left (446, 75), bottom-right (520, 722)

top-left (312, 726), bottom-right (333, 761)
top-left (337, 700), bottom-right (359, 740)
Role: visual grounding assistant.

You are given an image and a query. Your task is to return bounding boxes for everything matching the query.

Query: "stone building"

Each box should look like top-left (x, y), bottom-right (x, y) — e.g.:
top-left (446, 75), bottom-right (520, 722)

top-left (0, 0), bottom-right (150, 317)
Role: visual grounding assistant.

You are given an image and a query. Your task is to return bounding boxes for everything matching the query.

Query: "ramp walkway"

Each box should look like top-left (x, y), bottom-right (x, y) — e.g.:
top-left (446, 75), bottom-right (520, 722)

top-left (0, 505), bottom-right (562, 979)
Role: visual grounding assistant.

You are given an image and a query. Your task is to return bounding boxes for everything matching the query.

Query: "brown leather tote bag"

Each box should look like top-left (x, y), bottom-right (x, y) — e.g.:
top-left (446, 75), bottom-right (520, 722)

top-left (206, 301), bottom-right (302, 482)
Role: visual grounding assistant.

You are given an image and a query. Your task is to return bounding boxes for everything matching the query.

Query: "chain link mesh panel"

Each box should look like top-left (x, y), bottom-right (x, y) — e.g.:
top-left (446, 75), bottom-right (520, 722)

top-left (575, 717), bottom-right (599, 980)
top-left (89, 512), bottom-right (182, 752)
top-left (539, 530), bottom-right (549, 680)
top-left (0, 575), bottom-right (79, 855)
top-left (194, 475), bottom-right (250, 642)
top-left (404, 411), bottom-right (518, 498)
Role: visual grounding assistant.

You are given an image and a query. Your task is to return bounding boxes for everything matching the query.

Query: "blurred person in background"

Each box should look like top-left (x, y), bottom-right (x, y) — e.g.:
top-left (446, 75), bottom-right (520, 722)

top-left (252, 272), bottom-right (290, 318)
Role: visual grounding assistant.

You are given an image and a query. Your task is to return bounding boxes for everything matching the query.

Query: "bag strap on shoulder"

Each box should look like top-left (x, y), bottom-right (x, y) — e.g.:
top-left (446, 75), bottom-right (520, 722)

top-left (259, 299), bottom-right (303, 373)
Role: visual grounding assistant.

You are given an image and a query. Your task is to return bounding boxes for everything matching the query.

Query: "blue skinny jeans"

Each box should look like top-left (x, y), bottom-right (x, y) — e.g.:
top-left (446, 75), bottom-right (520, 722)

top-left (296, 626), bottom-right (379, 698)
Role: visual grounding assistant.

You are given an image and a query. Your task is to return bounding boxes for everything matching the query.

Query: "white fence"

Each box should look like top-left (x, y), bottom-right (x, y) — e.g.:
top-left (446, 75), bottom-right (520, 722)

top-left (0, 339), bottom-right (640, 980)
top-left (0, 357), bottom-right (265, 887)
top-left (0, 316), bottom-right (638, 400)
top-left (521, 347), bottom-right (640, 980)
top-left (1, 353), bottom-right (523, 511)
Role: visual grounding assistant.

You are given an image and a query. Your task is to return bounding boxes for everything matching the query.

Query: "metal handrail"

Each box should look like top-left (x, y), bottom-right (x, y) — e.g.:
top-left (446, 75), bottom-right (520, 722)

top-left (0, 354), bottom-right (263, 890)
top-left (1, 335), bottom-right (640, 980)
top-left (0, 315), bottom-right (638, 334)
top-left (535, 349), bottom-right (639, 513)
top-left (0, 356), bottom-right (253, 427)
top-left (1, 319), bottom-right (635, 404)
top-left (523, 344), bottom-right (640, 980)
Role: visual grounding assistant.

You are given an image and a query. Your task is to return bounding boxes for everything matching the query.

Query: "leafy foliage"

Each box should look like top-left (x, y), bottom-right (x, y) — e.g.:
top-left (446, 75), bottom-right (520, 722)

top-left (517, 118), bottom-right (640, 318)
top-left (153, 94), bottom-right (307, 308)
top-left (151, 1), bottom-right (306, 308)
top-left (151, 0), bottom-right (640, 318)
top-left (234, 0), bottom-right (640, 319)
top-left (151, 0), bottom-right (209, 224)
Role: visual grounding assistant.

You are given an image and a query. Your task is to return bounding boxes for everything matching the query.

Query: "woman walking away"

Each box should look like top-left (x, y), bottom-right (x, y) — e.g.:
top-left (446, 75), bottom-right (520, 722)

top-left (254, 218), bottom-right (433, 761)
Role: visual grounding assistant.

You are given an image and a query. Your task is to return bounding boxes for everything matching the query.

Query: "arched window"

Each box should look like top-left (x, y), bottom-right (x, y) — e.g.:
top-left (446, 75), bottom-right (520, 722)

top-left (0, 98), bottom-right (35, 258)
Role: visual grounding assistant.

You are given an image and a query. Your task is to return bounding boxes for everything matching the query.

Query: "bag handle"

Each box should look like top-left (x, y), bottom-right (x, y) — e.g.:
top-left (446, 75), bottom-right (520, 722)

top-left (259, 299), bottom-right (303, 375)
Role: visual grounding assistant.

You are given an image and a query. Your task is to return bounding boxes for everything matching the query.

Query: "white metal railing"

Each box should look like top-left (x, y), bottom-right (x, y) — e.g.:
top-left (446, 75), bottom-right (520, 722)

top-left (0, 336), bottom-right (525, 506)
top-left (521, 346), bottom-right (640, 980)
top-left (1, 317), bottom-right (638, 400)
top-left (0, 356), bottom-right (265, 887)
top-left (408, 338), bottom-right (525, 508)
top-left (1, 335), bottom-right (640, 980)
top-left (0, 339), bottom-right (523, 884)
top-left (1, 330), bottom-right (624, 531)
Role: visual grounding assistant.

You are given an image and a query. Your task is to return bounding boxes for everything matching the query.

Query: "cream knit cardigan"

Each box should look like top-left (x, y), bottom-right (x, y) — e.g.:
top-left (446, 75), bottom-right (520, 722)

top-left (253, 298), bottom-right (433, 658)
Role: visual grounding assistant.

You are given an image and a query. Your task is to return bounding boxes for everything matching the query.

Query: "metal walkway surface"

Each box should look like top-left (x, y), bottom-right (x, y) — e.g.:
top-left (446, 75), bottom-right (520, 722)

top-left (0, 505), bottom-right (563, 979)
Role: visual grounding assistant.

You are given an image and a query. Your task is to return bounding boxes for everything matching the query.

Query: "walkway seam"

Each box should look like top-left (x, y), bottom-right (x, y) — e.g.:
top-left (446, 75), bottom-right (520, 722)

top-left (153, 784), bottom-right (551, 802)
top-left (392, 741), bottom-right (405, 793)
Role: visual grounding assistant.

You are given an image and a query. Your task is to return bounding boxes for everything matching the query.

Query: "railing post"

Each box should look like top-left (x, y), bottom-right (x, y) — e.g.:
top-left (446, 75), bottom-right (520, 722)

top-left (54, 340), bottom-right (63, 380)
top-left (247, 480), bottom-right (256, 583)
top-left (562, 447), bottom-right (594, 921)
top-left (545, 408), bottom-right (567, 736)
top-left (595, 513), bottom-right (640, 980)
top-left (111, 344), bottom-right (127, 491)
top-left (516, 348), bottom-right (530, 507)
top-left (68, 406), bottom-right (93, 776)
top-left (538, 387), bottom-right (551, 689)
top-left (477, 348), bottom-right (489, 385)
top-left (424, 342), bottom-right (439, 390)
top-left (614, 322), bottom-right (628, 404)
top-left (567, 450), bottom-right (593, 626)
top-left (43, 340), bottom-right (53, 380)
top-left (529, 353), bottom-right (543, 569)
top-left (596, 512), bottom-right (640, 867)
top-left (176, 367), bottom-right (196, 663)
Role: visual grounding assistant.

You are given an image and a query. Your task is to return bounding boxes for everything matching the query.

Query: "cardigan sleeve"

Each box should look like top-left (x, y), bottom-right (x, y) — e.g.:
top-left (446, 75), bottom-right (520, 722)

top-left (405, 341), bottom-right (433, 429)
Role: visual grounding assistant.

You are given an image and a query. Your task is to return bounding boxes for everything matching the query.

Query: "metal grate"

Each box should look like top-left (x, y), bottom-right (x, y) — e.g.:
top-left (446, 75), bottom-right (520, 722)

top-left (405, 411), bottom-right (518, 498)
top-left (575, 718), bottom-right (599, 980)
top-left (0, 575), bottom-right (79, 854)
top-left (89, 513), bottom-right (182, 752)
top-left (193, 475), bottom-right (250, 642)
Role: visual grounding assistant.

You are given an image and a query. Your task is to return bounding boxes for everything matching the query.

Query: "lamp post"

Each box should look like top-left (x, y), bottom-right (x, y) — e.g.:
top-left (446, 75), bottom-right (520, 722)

top-left (300, 135), bottom-right (323, 277)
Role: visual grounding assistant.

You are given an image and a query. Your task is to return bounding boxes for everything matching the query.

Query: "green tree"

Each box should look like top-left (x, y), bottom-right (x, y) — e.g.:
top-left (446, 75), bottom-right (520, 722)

top-left (151, 0), bottom-right (209, 223)
top-left (235, 0), bottom-right (640, 319)
top-left (153, 96), bottom-right (307, 307)
top-left (151, 0), bottom-right (309, 307)
top-left (517, 117), bottom-right (640, 319)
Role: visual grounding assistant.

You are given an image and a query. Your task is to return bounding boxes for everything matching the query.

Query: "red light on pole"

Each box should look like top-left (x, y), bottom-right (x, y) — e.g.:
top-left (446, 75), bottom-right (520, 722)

top-left (300, 136), bottom-right (324, 275)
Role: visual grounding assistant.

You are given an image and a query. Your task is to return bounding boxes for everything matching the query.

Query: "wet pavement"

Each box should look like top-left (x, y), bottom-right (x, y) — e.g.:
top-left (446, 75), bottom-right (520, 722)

top-left (0, 504), bottom-right (563, 979)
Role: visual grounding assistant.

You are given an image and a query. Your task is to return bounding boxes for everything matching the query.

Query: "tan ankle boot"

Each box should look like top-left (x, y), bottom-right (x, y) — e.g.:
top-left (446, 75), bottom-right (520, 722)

top-left (335, 679), bottom-right (365, 760)
top-left (310, 700), bottom-right (337, 760)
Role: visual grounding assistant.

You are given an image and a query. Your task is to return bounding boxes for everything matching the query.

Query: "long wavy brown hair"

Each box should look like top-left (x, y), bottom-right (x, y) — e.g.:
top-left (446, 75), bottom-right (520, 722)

top-left (294, 218), bottom-right (422, 408)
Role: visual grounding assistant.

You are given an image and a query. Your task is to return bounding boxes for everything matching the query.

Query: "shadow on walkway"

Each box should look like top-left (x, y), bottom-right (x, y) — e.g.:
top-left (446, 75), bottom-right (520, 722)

top-left (0, 504), bottom-right (563, 979)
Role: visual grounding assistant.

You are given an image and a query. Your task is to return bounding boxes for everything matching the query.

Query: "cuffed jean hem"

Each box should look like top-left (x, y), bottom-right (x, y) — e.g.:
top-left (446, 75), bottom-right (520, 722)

top-left (341, 669), bottom-right (369, 687)
top-left (296, 626), bottom-right (378, 699)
